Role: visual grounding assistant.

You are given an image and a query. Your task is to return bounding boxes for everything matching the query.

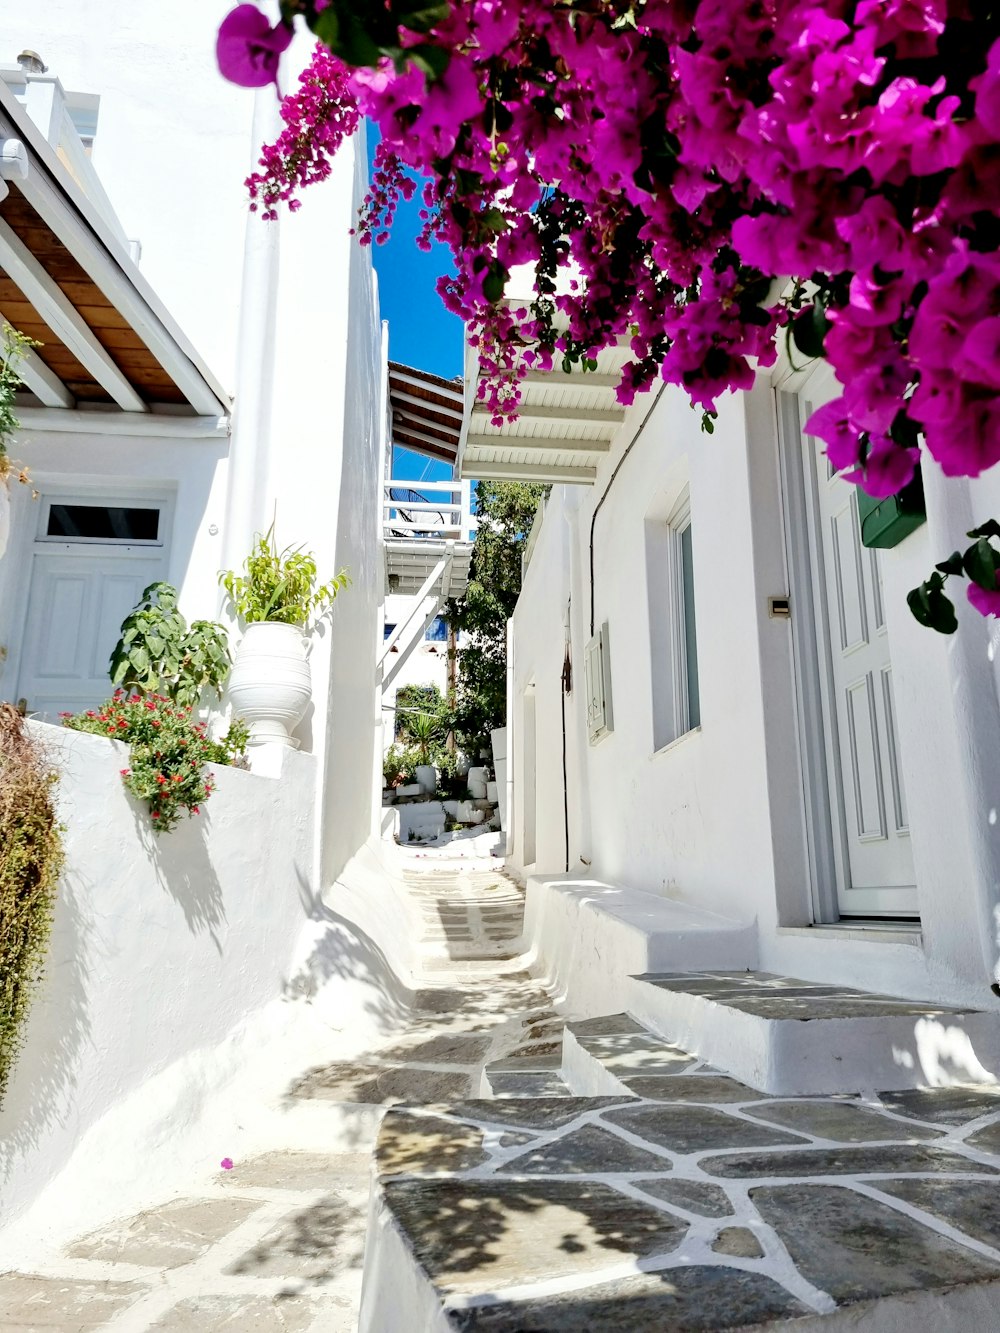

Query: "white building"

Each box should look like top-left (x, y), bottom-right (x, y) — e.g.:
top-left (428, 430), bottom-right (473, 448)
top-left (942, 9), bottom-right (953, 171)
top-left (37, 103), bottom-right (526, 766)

top-left (0, 8), bottom-right (391, 885)
top-left (462, 305), bottom-right (1000, 1013)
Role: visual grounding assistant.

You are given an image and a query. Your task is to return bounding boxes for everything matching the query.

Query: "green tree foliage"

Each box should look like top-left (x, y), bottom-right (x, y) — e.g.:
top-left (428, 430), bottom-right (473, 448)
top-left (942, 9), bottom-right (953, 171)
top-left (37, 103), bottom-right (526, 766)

top-left (447, 481), bottom-right (546, 754)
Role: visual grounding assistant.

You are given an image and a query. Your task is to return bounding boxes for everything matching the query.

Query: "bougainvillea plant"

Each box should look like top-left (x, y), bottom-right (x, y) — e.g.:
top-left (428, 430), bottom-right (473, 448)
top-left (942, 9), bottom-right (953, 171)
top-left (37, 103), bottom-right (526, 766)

top-left (64, 693), bottom-right (249, 833)
top-left (217, 1), bottom-right (1000, 633)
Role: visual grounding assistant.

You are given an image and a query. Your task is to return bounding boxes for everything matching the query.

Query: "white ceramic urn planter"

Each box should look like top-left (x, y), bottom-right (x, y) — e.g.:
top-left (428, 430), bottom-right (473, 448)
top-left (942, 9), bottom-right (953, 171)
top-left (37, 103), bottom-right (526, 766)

top-left (228, 622), bottom-right (311, 747)
top-left (415, 763), bottom-right (438, 794)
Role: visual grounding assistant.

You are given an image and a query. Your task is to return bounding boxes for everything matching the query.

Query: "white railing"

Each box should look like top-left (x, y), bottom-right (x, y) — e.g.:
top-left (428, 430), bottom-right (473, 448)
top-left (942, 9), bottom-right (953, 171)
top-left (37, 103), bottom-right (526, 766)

top-left (383, 477), bottom-right (477, 543)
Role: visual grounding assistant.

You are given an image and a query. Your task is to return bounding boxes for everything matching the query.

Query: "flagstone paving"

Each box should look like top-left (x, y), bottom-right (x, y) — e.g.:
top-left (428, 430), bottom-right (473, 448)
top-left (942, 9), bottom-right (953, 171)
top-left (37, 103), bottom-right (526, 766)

top-left (8, 842), bottom-right (1000, 1330)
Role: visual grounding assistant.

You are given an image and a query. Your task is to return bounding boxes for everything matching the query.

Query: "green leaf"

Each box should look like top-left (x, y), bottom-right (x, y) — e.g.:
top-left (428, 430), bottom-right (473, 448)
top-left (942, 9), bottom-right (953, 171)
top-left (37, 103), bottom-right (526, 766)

top-left (391, 0), bottom-right (450, 33)
top-left (129, 646), bottom-right (150, 674)
top-left (963, 538), bottom-right (998, 590)
top-left (969, 519), bottom-right (1000, 542)
top-left (311, 8), bottom-right (339, 47)
top-left (410, 44), bottom-right (450, 79)
top-left (336, 14), bottom-right (383, 66)
top-left (482, 261), bottom-right (507, 305)
top-left (934, 551), bottom-right (965, 576)
top-left (907, 581), bottom-right (958, 634)
top-left (790, 304), bottom-right (830, 361)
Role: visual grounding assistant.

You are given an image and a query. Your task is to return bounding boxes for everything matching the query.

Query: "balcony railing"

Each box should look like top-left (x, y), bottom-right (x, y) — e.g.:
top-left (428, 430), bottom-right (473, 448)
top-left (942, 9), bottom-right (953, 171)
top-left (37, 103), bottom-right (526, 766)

top-left (383, 478), bottom-right (477, 543)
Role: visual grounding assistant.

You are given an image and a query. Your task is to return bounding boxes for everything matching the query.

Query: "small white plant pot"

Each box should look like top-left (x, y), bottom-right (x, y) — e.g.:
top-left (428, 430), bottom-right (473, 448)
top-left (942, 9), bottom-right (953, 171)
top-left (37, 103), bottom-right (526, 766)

top-left (228, 622), bottom-right (311, 748)
top-left (415, 764), bottom-right (438, 794)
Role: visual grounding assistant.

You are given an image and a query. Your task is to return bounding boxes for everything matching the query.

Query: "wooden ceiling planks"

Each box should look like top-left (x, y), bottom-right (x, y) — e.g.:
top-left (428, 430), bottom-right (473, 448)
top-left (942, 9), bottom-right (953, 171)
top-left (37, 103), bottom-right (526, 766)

top-left (388, 360), bottom-right (464, 465)
top-left (0, 186), bottom-right (187, 405)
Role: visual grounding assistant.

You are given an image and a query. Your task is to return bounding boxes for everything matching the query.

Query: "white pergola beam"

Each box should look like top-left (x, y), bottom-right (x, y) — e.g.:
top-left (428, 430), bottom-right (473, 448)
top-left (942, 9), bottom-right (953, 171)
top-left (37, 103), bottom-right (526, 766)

top-left (15, 406), bottom-right (229, 437)
top-left (466, 433), bottom-right (611, 455)
top-left (462, 457), bottom-right (597, 484)
top-left (0, 309), bottom-right (73, 407)
top-left (472, 401), bottom-right (624, 429)
top-left (520, 369), bottom-right (622, 389)
top-left (0, 217), bottom-right (147, 412)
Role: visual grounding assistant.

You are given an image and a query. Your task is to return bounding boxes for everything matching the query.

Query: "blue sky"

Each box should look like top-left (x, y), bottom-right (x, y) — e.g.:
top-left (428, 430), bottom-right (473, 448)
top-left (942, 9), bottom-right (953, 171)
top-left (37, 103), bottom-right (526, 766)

top-left (366, 128), bottom-right (462, 483)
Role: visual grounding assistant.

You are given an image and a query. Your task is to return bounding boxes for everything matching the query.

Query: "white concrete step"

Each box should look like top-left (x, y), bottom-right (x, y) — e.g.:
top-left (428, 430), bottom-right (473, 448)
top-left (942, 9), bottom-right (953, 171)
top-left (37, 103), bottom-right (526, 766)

top-left (627, 970), bottom-right (1000, 1095)
top-left (522, 874), bottom-right (757, 1015)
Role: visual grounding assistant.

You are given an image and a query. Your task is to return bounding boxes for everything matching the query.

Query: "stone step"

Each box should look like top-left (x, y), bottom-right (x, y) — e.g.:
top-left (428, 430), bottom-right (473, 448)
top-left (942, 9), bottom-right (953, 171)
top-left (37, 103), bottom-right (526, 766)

top-left (480, 1055), bottom-right (571, 1098)
top-left (522, 874), bottom-right (757, 1018)
top-left (358, 1078), bottom-right (1000, 1332)
top-left (627, 970), bottom-right (1000, 1095)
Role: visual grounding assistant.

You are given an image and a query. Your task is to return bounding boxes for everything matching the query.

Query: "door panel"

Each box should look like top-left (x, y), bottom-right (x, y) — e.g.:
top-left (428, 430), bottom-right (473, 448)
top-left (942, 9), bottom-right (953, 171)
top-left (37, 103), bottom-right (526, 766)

top-left (802, 383), bottom-right (917, 917)
top-left (18, 551), bottom-right (164, 718)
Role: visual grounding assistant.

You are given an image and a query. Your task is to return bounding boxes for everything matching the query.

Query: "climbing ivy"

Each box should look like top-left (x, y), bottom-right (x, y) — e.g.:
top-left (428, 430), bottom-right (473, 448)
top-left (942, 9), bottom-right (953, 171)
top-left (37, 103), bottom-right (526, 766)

top-left (0, 704), bottom-right (64, 1106)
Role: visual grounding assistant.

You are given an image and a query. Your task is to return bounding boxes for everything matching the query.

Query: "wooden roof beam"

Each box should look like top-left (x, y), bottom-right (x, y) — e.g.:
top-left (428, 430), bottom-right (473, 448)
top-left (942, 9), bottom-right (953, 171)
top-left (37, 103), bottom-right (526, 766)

top-left (391, 386), bottom-right (465, 421)
top-left (0, 306), bottom-right (73, 407)
top-left (11, 170), bottom-right (226, 415)
top-left (0, 217), bottom-right (147, 412)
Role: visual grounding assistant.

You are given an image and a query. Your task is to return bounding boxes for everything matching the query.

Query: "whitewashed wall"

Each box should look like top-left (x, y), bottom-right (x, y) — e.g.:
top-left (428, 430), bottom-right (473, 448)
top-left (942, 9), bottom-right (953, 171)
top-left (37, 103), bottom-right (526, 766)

top-left (0, 724), bottom-right (420, 1252)
top-left (510, 375), bottom-right (1000, 1009)
top-left (3, 0), bottom-right (252, 388)
top-left (0, 723), bottom-right (315, 1235)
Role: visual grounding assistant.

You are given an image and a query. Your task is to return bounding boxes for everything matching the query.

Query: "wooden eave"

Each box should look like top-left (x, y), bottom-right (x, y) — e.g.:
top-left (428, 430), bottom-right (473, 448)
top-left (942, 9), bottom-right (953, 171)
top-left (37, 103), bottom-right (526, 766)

top-left (389, 360), bottom-right (463, 465)
top-left (0, 82), bottom-right (229, 418)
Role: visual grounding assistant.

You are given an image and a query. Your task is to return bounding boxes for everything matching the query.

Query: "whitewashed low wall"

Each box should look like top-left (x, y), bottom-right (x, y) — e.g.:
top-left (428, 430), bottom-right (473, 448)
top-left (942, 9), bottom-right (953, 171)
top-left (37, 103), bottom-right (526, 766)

top-left (0, 723), bottom-right (400, 1248)
top-left (522, 873), bottom-right (757, 1016)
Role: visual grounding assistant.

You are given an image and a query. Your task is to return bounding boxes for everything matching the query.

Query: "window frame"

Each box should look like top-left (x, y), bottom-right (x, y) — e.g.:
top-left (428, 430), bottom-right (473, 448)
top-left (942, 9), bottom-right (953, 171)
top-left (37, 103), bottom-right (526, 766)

top-left (647, 488), bottom-right (701, 751)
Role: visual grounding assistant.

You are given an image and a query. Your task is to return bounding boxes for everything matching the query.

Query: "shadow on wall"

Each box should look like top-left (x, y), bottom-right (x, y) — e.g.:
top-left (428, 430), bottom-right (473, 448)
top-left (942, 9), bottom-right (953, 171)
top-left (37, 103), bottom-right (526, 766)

top-left (134, 804), bottom-right (226, 950)
top-left (281, 901), bottom-right (418, 1041)
top-left (0, 873), bottom-right (90, 1184)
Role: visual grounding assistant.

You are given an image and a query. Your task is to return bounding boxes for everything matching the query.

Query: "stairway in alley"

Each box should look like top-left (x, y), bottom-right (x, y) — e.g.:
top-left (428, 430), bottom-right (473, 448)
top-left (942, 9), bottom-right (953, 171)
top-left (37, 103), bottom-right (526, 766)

top-left (6, 842), bottom-right (1000, 1331)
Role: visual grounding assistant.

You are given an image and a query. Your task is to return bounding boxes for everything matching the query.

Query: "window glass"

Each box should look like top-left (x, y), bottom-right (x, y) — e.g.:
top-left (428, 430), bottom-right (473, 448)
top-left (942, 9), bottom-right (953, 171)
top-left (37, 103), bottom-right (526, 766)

top-left (46, 504), bottom-right (160, 542)
top-left (425, 617), bottom-right (448, 642)
top-left (384, 622), bottom-right (397, 641)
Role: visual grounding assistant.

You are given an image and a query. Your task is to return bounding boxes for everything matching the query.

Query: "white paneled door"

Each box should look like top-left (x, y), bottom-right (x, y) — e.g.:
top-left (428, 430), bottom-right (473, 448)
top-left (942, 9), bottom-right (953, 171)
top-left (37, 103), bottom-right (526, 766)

top-left (801, 379), bottom-right (917, 918)
top-left (17, 549), bottom-right (165, 719)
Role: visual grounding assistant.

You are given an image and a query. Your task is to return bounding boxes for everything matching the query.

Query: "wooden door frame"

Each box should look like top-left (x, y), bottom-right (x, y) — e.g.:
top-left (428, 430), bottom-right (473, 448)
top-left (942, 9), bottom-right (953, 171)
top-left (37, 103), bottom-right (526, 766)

top-left (774, 373), bottom-right (845, 924)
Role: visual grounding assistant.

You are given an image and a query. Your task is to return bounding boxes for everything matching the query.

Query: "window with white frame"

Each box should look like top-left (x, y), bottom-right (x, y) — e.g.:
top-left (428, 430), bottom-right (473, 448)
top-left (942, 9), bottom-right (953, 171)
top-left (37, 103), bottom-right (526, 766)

top-left (584, 621), bottom-right (614, 744)
top-left (646, 489), bottom-right (700, 750)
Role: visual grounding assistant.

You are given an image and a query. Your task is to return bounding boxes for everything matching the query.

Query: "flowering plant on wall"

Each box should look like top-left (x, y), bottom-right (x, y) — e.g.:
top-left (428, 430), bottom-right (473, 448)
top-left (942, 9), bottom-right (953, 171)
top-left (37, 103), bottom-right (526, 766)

top-left (64, 693), bottom-right (249, 833)
top-left (218, 1), bottom-right (1000, 633)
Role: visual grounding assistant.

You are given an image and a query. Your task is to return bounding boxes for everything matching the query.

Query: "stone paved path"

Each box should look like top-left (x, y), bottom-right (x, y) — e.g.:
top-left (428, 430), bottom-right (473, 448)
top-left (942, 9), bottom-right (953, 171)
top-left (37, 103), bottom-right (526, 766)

top-left (0, 841), bottom-right (564, 1333)
top-left (9, 841), bottom-right (1000, 1331)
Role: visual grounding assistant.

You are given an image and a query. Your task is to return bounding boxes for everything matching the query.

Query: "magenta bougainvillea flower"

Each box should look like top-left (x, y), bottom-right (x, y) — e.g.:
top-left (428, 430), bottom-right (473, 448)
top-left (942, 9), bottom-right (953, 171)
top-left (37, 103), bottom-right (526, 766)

top-left (216, 5), bottom-right (292, 88)
top-left (220, 3), bottom-right (1000, 624)
top-left (967, 582), bottom-right (1000, 619)
top-left (220, 1157), bottom-right (234, 1170)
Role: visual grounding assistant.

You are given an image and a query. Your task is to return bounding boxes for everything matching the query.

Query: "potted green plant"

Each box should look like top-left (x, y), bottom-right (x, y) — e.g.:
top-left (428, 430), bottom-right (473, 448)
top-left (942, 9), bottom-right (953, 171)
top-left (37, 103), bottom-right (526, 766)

top-left (0, 325), bottom-right (37, 561)
top-left (219, 524), bottom-right (349, 746)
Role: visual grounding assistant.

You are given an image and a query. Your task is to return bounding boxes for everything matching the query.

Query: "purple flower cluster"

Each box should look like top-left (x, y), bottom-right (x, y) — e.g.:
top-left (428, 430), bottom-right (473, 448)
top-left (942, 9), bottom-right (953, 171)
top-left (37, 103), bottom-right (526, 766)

top-left (221, 2), bottom-right (999, 529)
